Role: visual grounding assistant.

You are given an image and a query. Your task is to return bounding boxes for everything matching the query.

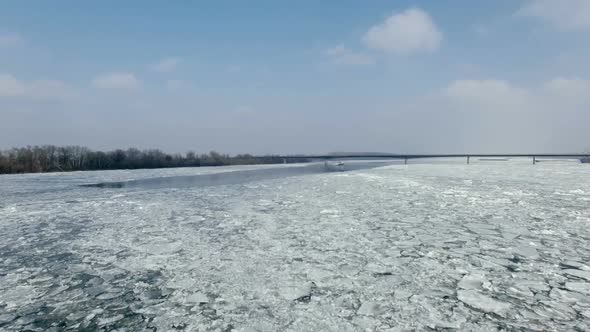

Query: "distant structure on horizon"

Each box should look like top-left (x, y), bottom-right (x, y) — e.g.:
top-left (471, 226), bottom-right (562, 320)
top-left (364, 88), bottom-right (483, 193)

top-left (282, 152), bottom-right (590, 165)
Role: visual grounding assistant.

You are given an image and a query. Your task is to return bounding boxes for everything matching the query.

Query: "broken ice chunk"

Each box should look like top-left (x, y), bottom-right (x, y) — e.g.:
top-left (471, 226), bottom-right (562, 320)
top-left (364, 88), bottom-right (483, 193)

top-left (512, 244), bottom-right (539, 259)
top-left (580, 310), bottom-right (590, 319)
top-left (97, 314), bottom-right (124, 326)
top-left (335, 293), bottom-right (361, 311)
top-left (280, 282), bottom-right (316, 302)
top-left (564, 269), bottom-right (590, 281)
top-left (561, 261), bottom-right (590, 271)
top-left (458, 274), bottom-right (486, 290)
top-left (186, 291), bottom-right (209, 304)
top-left (465, 223), bottom-right (498, 236)
top-left (357, 301), bottom-right (384, 316)
top-left (96, 292), bottom-right (121, 300)
top-left (507, 286), bottom-right (534, 299)
top-left (565, 282), bottom-right (590, 295)
top-left (394, 290), bottom-right (412, 301)
top-left (0, 314), bottom-right (16, 326)
top-left (502, 231), bottom-right (520, 241)
top-left (457, 289), bottom-right (511, 316)
top-left (550, 288), bottom-right (582, 304)
top-left (365, 262), bottom-right (390, 275)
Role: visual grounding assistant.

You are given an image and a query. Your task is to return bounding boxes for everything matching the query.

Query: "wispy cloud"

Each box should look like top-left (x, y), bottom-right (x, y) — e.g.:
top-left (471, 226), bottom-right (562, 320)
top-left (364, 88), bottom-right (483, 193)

top-left (92, 72), bottom-right (140, 90)
top-left (29, 80), bottom-right (77, 100)
top-left (474, 24), bottom-right (490, 36)
top-left (441, 77), bottom-right (590, 116)
top-left (363, 8), bottom-right (442, 55)
top-left (152, 57), bottom-right (181, 73)
top-left (166, 79), bottom-right (186, 91)
top-left (0, 74), bottom-right (75, 101)
top-left (543, 77), bottom-right (590, 106)
top-left (443, 79), bottom-right (532, 111)
top-left (0, 74), bottom-right (25, 97)
top-left (0, 32), bottom-right (24, 48)
top-left (226, 65), bottom-right (242, 73)
top-left (233, 105), bottom-right (255, 115)
top-left (518, 0), bottom-right (590, 30)
top-left (325, 45), bottom-right (375, 65)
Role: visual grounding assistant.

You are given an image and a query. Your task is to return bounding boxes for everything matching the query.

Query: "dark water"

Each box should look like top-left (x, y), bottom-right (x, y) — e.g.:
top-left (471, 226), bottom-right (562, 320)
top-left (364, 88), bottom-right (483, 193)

top-left (81, 161), bottom-right (393, 189)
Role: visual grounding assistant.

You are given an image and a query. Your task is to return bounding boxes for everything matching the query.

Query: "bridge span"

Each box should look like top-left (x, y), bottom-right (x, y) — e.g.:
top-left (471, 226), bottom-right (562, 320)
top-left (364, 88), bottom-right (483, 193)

top-left (276, 154), bottom-right (590, 165)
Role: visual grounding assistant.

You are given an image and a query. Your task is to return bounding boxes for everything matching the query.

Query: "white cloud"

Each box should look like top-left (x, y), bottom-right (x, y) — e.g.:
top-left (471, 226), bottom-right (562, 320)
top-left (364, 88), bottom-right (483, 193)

top-left (441, 77), bottom-right (590, 117)
top-left (166, 79), bottom-right (186, 91)
top-left (474, 25), bottom-right (490, 36)
top-left (0, 74), bottom-right (75, 101)
top-left (0, 74), bottom-right (26, 97)
top-left (233, 105), bottom-right (255, 115)
top-left (519, 0), bottom-right (590, 30)
top-left (226, 65), bottom-right (242, 73)
top-left (405, 77), bottom-right (590, 152)
top-left (444, 79), bottom-right (532, 110)
top-left (0, 32), bottom-right (24, 48)
top-left (29, 80), bottom-right (76, 100)
top-left (152, 57), bottom-right (181, 73)
top-left (363, 8), bottom-right (442, 55)
top-left (445, 78), bottom-right (590, 106)
top-left (325, 45), bottom-right (375, 65)
top-left (543, 77), bottom-right (590, 96)
top-left (542, 77), bottom-right (590, 109)
top-left (92, 72), bottom-right (140, 90)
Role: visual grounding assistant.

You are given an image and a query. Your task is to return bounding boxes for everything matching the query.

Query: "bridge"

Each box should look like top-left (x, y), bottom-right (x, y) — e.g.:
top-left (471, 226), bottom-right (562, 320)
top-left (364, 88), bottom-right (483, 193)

top-left (277, 154), bottom-right (590, 165)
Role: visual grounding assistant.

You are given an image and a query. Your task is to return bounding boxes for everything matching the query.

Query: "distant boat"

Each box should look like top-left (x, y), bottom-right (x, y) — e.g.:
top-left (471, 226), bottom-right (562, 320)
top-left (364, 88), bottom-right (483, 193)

top-left (324, 161), bottom-right (345, 171)
top-left (581, 156), bottom-right (590, 164)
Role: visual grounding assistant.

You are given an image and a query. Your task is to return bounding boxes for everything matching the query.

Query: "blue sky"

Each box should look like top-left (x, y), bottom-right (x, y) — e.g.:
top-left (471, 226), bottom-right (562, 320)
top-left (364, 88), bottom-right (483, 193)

top-left (1, 0), bottom-right (590, 154)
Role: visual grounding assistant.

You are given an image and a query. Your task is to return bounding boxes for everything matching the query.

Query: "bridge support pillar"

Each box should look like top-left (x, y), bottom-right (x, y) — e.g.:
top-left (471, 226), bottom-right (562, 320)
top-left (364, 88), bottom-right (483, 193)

top-left (467, 156), bottom-right (470, 164)
top-left (404, 157), bottom-right (407, 165)
top-left (533, 156), bottom-right (536, 165)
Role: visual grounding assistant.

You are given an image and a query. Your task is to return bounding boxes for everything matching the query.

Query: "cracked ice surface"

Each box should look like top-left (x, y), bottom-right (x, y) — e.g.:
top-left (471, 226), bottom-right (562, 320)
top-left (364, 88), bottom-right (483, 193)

top-left (1, 161), bottom-right (590, 331)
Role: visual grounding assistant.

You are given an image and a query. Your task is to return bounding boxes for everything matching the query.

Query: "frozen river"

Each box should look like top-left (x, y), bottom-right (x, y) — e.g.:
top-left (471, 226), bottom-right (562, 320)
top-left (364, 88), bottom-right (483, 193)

top-left (1, 160), bottom-right (590, 331)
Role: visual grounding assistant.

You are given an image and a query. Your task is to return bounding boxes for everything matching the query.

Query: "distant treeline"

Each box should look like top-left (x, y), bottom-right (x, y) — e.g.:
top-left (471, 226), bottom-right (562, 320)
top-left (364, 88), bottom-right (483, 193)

top-left (0, 145), bottom-right (309, 174)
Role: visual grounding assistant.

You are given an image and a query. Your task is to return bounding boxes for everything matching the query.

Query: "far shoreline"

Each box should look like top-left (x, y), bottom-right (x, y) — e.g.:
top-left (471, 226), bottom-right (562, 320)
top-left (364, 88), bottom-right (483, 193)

top-left (0, 145), bottom-right (310, 175)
